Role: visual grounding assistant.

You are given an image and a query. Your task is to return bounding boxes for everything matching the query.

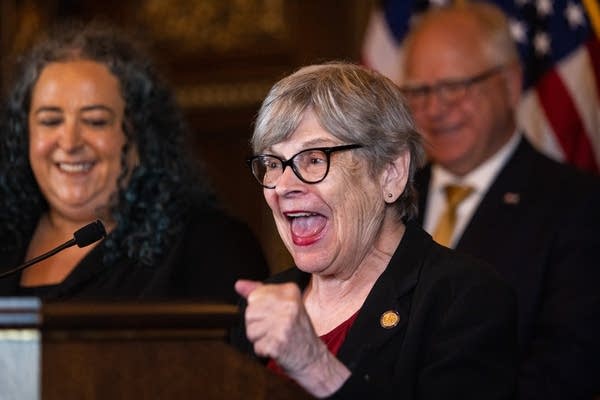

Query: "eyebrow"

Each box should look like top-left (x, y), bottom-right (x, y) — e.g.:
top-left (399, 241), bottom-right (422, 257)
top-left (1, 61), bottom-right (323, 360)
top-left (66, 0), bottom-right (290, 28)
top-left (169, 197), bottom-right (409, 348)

top-left (402, 66), bottom-right (505, 90)
top-left (401, 77), bottom-right (465, 90)
top-left (32, 104), bottom-right (115, 115)
top-left (302, 138), bottom-right (337, 147)
top-left (80, 105), bottom-right (115, 114)
top-left (264, 138), bottom-right (337, 155)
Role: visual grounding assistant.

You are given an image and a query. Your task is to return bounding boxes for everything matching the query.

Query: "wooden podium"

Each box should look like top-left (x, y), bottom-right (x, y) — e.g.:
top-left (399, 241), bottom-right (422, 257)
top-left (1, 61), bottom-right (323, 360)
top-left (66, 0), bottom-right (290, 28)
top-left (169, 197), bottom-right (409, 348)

top-left (0, 298), bottom-right (313, 399)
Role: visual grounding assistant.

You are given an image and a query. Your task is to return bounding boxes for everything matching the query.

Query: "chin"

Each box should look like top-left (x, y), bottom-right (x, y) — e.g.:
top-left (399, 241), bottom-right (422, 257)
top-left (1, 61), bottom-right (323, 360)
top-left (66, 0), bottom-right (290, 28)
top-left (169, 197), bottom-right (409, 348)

top-left (53, 203), bottom-right (102, 221)
top-left (292, 252), bottom-right (332, 275)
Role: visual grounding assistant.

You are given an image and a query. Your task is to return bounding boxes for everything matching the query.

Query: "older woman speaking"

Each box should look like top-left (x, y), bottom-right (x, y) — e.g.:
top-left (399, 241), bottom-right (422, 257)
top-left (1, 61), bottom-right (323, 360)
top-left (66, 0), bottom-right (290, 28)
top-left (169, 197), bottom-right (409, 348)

top-left (233, 62), bottom-right (517, 399)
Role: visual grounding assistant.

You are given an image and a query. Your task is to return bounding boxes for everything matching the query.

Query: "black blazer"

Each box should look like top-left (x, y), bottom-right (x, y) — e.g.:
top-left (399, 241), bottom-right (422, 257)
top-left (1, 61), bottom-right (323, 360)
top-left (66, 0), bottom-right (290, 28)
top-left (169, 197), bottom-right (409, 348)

top-left (415, 136), bottom-right (600, 399)
top-left (232, 223), bottom-right (517, 399)
top-left (0, 206), bottom-right (269, 302)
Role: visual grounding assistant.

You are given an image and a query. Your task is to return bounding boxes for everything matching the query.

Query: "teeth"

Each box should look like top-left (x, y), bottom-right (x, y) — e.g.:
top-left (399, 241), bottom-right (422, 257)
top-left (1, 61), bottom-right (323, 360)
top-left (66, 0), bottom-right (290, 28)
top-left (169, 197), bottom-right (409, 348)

top-left (286, 212), bottom-right (317, 218)
top-left (57, 162), bottom-right (93, 173)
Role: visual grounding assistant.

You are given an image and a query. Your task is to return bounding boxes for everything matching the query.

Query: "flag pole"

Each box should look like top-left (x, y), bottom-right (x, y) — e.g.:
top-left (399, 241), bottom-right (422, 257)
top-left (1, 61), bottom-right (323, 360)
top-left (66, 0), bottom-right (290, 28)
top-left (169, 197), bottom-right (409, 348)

top-left (582, 0), bottom-right (600, 39)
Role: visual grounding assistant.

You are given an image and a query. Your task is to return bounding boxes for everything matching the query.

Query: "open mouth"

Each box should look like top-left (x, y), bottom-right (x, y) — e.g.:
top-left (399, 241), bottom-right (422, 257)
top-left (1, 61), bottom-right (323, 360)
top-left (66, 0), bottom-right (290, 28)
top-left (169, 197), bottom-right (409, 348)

top-left (56, 162), bottom-right (95, 173)
top-left (285, 211), bottom-right (327, 245)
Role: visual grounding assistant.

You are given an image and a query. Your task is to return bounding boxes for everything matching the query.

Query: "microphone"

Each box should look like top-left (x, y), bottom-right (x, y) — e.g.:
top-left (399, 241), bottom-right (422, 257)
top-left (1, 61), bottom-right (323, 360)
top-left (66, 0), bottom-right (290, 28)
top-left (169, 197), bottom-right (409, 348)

top-left (0, 220), bottom-right (107, 279)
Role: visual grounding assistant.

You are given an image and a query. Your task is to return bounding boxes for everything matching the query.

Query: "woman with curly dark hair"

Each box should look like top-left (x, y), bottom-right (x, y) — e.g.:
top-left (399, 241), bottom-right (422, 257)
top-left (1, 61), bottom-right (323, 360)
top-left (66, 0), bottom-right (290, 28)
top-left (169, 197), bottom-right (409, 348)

top-left (0, 21), bottom-right (269, 301)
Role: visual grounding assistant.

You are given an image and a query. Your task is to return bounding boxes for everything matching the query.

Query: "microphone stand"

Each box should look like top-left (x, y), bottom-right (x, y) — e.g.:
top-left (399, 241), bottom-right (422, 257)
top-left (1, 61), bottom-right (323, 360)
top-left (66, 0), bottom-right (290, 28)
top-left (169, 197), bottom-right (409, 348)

top-left (0, 220), bottom-right (106, 279)
top-left (0, 239), bottom-right (76, 279)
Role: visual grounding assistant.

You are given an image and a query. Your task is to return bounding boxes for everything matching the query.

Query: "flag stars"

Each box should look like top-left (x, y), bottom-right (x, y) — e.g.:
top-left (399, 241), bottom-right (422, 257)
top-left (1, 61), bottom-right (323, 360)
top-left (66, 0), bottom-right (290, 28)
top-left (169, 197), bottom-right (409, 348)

top-left (536, 0), bottom-right (553, 17)
top-left (565, 2), bottom-right (585, 29)
top-left (533, 31), bottom-right (551, 56)
top-left (509, 19), bottom-right (528, 44)
top-left (428, 0), bottom-right (450, 7)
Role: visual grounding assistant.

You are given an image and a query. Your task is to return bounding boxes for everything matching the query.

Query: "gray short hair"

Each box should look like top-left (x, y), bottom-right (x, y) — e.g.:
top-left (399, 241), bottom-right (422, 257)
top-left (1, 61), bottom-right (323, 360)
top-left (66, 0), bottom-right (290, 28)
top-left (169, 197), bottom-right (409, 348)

top-left (251, 62), bottom-right (425, 221)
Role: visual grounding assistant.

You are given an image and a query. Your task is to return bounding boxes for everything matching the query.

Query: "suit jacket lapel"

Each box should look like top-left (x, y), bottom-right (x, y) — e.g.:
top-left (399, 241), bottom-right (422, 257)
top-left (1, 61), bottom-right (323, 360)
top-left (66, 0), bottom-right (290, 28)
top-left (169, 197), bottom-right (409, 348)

top-left (456, 137), bottom-right (533, 253)
top-left (414, 137), bottom-right (535, 255)
top-left (337, 223), bottom-right (430, 370)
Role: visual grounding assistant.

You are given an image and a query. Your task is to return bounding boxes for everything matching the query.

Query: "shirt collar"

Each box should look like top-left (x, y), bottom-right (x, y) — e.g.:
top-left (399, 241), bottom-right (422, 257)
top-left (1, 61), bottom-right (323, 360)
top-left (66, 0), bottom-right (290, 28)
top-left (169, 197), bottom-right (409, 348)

top-left (431, 131), bottom-right (521, 194)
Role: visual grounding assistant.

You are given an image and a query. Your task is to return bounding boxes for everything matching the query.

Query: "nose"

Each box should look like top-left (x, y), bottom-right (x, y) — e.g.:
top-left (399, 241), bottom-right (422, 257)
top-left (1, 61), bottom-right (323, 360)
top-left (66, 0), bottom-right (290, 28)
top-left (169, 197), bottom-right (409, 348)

top-left (273, 163), bottom-right (304, 196)
top-left (421, 89), bottom-right (447, 118)
top-left (57, 119), bottom-right (84, 152)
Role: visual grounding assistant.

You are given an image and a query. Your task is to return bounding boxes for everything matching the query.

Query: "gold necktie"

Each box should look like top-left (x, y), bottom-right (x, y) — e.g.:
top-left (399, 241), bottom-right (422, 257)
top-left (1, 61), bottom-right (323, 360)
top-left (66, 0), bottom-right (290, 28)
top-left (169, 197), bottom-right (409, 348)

top-left (432, 184), bottom-right (474, 247)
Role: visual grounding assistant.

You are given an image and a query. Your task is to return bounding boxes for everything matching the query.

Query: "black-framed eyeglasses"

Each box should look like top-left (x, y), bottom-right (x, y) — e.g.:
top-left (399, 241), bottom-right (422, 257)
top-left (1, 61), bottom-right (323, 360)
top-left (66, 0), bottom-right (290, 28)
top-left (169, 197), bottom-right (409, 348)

top-left (247, 144), bottom-right (363, 189)
top-left (400, 65), bottom-right (504, 110)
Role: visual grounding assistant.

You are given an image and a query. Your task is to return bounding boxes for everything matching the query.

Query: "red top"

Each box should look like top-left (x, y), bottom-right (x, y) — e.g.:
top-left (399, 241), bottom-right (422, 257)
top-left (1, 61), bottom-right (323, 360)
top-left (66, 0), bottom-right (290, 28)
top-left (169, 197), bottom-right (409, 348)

top-left (267, 311), bottom-right (360, 377)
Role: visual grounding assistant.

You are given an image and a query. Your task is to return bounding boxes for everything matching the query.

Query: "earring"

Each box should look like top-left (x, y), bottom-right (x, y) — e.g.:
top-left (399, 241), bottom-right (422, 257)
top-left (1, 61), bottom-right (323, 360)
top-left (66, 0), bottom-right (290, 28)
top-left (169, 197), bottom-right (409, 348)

top-left (387, 193), bottom-right (393, 198)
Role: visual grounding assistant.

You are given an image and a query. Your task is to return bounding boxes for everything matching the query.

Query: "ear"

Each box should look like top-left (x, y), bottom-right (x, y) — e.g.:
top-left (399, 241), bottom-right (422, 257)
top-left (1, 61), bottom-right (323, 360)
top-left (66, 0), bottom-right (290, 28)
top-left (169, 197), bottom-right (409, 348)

top-left (127, 144), bottom-right (140, 170)
top-left (380, 149), bottom-right (410, 203)
top-left (503, 61), bottom-right (523, 109)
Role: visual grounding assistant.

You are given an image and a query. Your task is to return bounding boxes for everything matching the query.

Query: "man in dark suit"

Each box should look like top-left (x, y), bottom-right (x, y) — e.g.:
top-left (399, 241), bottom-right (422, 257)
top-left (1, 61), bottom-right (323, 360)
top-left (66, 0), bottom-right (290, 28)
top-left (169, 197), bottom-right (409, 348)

top-left (399, 3), bottom-right (600, 399)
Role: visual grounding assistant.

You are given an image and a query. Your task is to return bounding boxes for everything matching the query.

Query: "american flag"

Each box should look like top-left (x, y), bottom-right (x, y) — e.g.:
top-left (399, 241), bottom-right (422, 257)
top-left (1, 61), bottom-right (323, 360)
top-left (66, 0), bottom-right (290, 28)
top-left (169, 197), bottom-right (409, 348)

top-left (362, 0), bottom-right (600, 174)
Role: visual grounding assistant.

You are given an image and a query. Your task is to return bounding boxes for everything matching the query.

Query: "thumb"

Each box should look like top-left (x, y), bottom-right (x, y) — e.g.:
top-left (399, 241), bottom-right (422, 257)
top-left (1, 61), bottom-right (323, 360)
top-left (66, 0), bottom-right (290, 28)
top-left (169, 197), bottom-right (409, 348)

top-left (235, 279), bottom-right (263, 299)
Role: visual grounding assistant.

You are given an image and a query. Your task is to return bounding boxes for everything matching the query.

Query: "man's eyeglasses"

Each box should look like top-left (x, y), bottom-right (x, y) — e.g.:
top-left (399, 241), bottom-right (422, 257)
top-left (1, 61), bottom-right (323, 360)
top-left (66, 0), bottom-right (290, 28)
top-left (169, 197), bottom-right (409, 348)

top-left (400, 65), bottom-right (504, 110)
top-left (247, 144), bottom-right (363, 189)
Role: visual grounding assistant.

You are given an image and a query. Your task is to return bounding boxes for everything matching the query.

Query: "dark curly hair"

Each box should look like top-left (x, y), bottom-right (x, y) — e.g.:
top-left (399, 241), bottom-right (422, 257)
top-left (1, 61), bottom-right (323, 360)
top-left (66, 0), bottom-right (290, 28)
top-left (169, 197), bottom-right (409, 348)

top-left (0, 20), bottom-right (214, 267)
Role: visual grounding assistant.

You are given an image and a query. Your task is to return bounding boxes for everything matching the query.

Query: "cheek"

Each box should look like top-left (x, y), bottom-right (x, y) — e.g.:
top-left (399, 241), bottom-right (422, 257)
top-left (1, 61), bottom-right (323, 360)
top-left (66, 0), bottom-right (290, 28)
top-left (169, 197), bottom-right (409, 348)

top-left (332, 172), bottom-right (384, 235)
top-left (263, 190), bottom-right (277, 212)
top-left (28, 130), bottom-right (54, 156)
top-left (466, 91), bottom-right (498, 125)
top-left (342, 186), bottom-right (383, 226)
top-left (465, 110), bottom-right (496, 147)
top-left (99, 131), bottom-right (127, 153)
top-left (28, 134), bottom-right (55, 174)
top-left (94, 132), bottom-right (127, 166)
top-left (412, 111), bottom-right (428, 128)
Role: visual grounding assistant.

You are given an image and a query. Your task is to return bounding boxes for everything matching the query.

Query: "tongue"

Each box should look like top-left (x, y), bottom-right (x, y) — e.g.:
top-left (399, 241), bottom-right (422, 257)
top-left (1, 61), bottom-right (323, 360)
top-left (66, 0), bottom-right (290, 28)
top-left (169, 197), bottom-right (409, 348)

top-left (291, 215), bottom-right (327, 238)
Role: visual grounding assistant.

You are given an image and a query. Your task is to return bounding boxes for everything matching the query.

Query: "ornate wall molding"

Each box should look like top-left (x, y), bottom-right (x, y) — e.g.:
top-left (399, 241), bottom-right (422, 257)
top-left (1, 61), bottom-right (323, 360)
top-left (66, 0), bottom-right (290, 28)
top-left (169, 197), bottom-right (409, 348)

top-left (139, 0), bottom-right (287, 53)
top-left (175, 80), bottom-right (274, 108)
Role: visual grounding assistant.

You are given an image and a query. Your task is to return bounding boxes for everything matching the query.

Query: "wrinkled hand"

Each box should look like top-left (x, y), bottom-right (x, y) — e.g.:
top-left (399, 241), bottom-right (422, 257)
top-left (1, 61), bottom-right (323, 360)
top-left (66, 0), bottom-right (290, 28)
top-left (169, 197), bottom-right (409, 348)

top-left (235, 279), bottom-right (351, 397)
top-left (235, 279), bottom-right (326, 375)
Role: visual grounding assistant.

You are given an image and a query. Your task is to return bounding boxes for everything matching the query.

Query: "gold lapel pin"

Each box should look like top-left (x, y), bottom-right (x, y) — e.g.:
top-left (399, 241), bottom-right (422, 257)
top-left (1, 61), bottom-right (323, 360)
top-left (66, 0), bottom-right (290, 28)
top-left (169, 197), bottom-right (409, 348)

top-left (380, 310), bottom-right (400, 329)
top-left (503, 192), bottom-right (520, 205)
